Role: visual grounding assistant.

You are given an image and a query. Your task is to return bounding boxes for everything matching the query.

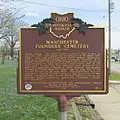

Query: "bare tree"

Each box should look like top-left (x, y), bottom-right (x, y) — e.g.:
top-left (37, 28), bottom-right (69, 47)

top-left (0, 4), bottom-right (26, 58)
top-left (3, 19), bottom-right (27, 58)
top-left (0, 43), bottom-right (10, 64)
top-left (0, 8), bottom-right (24, 39)
top-left (0, 9), bottom-right (12, 39)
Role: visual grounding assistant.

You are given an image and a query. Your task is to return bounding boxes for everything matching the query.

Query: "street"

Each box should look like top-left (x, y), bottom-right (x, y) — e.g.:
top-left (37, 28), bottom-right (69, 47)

top-left (111, 62), bottom-right (120, 72)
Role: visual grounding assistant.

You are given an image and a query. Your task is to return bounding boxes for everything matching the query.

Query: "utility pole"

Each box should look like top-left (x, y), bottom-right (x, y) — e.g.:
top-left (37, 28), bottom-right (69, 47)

top-left (108, 0), bottom-right (114, 75)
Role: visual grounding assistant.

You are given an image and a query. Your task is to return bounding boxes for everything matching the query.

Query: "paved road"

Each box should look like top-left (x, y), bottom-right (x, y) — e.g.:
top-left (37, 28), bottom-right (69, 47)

top-left (89, 83), bottom-right (120, 120)
top-left (111, 62), bottom-right (120, 72)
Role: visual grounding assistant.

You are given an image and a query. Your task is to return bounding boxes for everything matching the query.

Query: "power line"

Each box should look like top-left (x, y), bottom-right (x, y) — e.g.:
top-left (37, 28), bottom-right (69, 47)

top-left (16, 0), bottom-right (111, 12)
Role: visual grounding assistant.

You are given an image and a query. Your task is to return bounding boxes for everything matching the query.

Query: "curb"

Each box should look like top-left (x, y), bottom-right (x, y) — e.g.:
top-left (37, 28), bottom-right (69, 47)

top-left (109, 80), bottom-right (120, 84)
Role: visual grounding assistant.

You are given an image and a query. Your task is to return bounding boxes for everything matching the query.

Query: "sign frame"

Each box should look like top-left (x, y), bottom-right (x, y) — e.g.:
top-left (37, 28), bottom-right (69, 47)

top-left (17, 26), bottom-right (108, 95)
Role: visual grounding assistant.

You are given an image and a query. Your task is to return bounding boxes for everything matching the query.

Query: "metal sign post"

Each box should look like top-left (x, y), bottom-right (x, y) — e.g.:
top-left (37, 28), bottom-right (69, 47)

top-left (58, 95), bottom-right (67, 120)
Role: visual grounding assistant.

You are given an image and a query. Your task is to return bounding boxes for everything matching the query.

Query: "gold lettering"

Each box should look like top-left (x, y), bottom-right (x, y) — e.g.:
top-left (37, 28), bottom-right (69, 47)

top-left (52, 24), bottom-right (72, 27)
top-left (46, 40), bottom-right (79, 45)
top-left (54, 27), bottom-right (69, 30)
top-left (46, 41), bottom-right (50, 44)
top-left (78, 44), bottom-right (89, 48)
top-left (55, 17), bottom-right (69, 21)
top-left (35, 44), bottom-right (61, 48)
top-left (36, 40), bottom-right (89, 49)
top-left (64, 44), bottom-right (89, 49)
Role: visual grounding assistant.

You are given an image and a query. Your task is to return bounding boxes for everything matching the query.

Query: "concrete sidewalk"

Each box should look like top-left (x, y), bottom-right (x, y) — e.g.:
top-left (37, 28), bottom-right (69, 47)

top-left (89, 83), bottom-right (120, 120)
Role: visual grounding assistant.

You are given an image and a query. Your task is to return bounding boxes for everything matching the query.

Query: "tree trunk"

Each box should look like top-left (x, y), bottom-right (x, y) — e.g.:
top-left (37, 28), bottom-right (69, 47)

top-left (1, 55), bottom-right (5, 64)
top-left (10, 46), bottom-right (14, 59)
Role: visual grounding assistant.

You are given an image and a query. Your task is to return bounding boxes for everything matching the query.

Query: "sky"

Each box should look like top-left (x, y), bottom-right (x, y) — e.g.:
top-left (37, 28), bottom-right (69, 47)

top-left (6, 0), bottom-right (120, 49)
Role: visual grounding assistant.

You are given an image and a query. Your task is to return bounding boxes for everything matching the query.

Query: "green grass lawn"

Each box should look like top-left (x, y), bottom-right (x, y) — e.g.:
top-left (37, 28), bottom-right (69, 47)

top-left (110, 72), bottom-right (120, 81)
top-left (0, 64), bottom-right (58, 120)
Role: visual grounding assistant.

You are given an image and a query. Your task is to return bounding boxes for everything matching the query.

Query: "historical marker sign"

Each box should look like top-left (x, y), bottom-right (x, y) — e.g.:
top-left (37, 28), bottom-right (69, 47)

top-left (17, 13), bottom-right (108, 95)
